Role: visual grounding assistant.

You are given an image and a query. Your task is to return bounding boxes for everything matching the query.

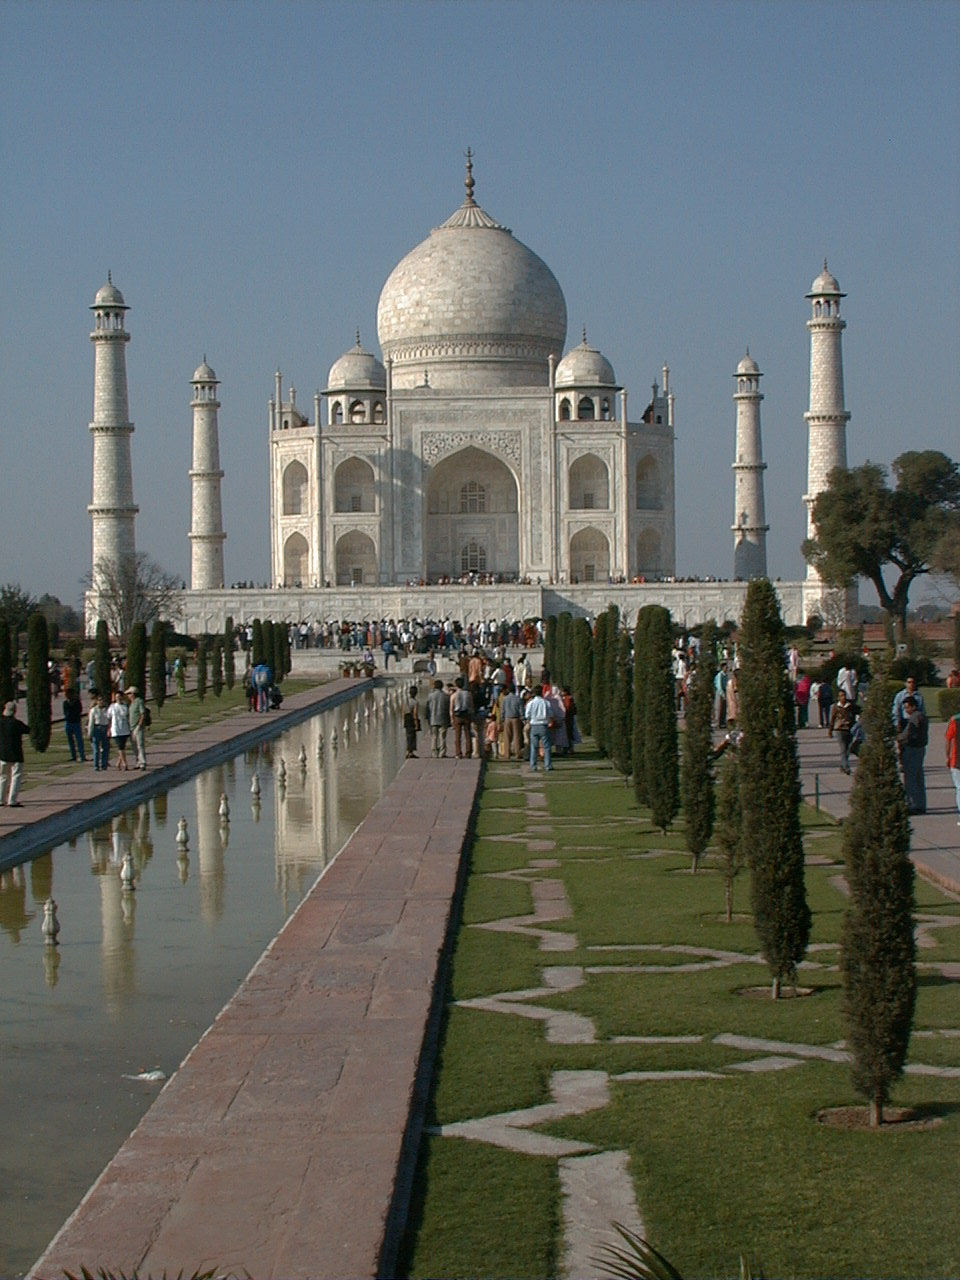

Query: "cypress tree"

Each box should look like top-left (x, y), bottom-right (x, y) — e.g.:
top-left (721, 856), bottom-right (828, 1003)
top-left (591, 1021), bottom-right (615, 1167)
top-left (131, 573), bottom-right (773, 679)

top-left (738, 578), bottom-right (811, 997)
top-left (223, 616), bottom-right (236, 690)
top-left (126, 621), bottom-right (147, 699)
top-left (149, 620), bottom-right (166, 710)
top-left (954, 610), bottom-right (960, 668)
top-left (682, 620), bottom-right (718, 870)
top-left (196, 636), bottom-right (208, 701)
top-left (632, 607), bottom-right (654, 807)
top-left (260, 620), bottom-right (273, 676)
top-left (604, 606), bottom-right (619, 737)
top-left (27, 612), bottom-right (51, 752)
top-left (715, 751), bottom-right (744, 922)
top-left (211, 635), bottom-right (224, 696)
top-left (644, 605), bottom-right (679, 833)
top-left (840, 675), bottom-right (916, 1127)
top-left (544, 615), bottom-right (558, 680)
top-left (272, 621), bottom-right (287, 685)
top-left (252, 618), bottom-right (264, 666)
top-left (94, 619), bottom-right (111, 699)
top-left (610, 628), bottom-right (633, 779)
top-left (0, 619), bottom-right (13, 705)
top-left (590, 610), bottom-right (608, 754)
top-left (572, 617), bottom-right (593, 737)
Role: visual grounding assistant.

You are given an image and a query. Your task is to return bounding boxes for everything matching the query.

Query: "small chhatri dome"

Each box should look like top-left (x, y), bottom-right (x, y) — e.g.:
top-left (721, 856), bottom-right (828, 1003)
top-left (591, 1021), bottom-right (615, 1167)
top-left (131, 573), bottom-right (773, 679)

top-left (736, 349), bottom-right (760, 376)
top-left (555, 334), bottom-right (616, 387)
top-left (192, 357), bottom-right (217, 383)
top-left (807, 261), bottom-right (844, 297)
top-left (327, 333), bottom-right (386, 390)
top-left (92, 272), bottom-right (127, 309)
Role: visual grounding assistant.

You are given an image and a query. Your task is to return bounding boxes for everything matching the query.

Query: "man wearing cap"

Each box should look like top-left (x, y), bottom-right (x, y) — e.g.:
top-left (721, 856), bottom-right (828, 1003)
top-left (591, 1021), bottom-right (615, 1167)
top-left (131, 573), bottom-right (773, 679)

top-left (0, 701), bottom-right (29, 806)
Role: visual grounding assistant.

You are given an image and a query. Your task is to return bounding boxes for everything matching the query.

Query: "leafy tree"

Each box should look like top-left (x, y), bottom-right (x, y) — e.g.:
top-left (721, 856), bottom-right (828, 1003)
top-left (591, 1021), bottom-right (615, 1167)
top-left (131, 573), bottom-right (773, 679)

top-left (252, 618), bottom-right (264, 666)
top-left (803, 450), bottom-right (960, 640)
top-left (715, 751), bottom-right (744, 922)
top-left (682, 620), bottom-right (718, 871)
top-left (0, 619), bottom-right (13, 705)
top-left (0, 583), bottom-right (35, 645)
top-left (223, 616), bottom-right (236, 691)
top-left (195, 636), bottom-right (208, 701)
top-left (644, 605), bottom-right (679, 833)
top-left (27, 613), bottom-right (51, 752)
top-left (36, 593), bottom-right (82, 635)
top-left (94, 619), bottom-right (111, 698)
top-left (86, 552), bottom-right (182, 641)
top-left (544, 615), bottom-right (558, 681)
top-left (610, 628), bottom-right (633, 779)
top-left (840, 675), bottom-right (916, 1127)
top-left (737, 579), bottom-right (811, 997)
top-left (591, 609), bottom-right (611, 755)
top-left (149, 620), bottom-right (166, 710)
top-left (572, 617), bottom-right (593, 736)
top-left (211, 635), bottom-right (224, 697)
top-left (125, 621), bottom-right (147, 698)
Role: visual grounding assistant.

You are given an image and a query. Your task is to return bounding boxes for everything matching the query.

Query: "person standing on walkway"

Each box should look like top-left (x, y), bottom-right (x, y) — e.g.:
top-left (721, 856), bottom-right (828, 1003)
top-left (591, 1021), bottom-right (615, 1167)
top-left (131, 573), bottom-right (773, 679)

top-left (817, 677), bottom-right (834, 727)
top-left (0, 701), bottom-right (28, 806)
top-left (836, 662), bottom-right (858, 707)
top-left (525, 687), bottom-right (553, 772)
top-left (107, 689), bottom-right (132, 771)
top-left (88, 694), bottom-right (110, 770)
top-left (425, 679), bottom-right (451, 757)
top-left (450, 677), bottom-right (473, 759)
top-left (945, 708), bottom-right (960, 825)
top-left (62, 686), bottom-right (86, 762)
top-left (896, 695), bottom-right (927, 815)
top-left (127, 686), bottom-right (147, 770)
top-left (499, 684), bottom-right (524, 760)
top-left (794, 670), bottom-right (812, 728)
top-left (892, 676), bottom-right (925, 735)
top-left (828, 688), bottom-right (856, 774)
top-left (403, 684), bottom-right (421, 758)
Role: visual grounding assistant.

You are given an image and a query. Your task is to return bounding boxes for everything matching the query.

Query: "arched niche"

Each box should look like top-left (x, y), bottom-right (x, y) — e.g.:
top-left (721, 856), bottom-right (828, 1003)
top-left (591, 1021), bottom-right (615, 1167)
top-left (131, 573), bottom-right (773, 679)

top-left (635, 454), bottom-right (661, 509)
top-left (334, 457), bottom-right (376, 513)
top-left (425, 446), bottom-right (518, 581)
top-left (282, 460), bottom-right (309, 516)
top-left (559, 397), bottom-right (572, 421)
top-left (636, 528), bottom-right (662, 576)
top-left (568, 453), bottom-right (609, 510)
top-left (569, 527), bottom-right (610, 583)
top-left (577, 396), bottom-right (595, 420)
top-left (283, 532), bottom-right (309, 586)
top-left (335, 530), bottom-right (377, 586)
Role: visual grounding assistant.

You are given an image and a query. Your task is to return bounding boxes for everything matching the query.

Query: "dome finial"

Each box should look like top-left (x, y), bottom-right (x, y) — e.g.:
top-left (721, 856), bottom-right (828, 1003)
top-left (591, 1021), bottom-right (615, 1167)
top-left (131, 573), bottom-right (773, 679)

top-left (582, 324), bottom-right (587, 344)
top-left (464, 147), bottom-right (475, 206)
top-left (355, 327), bottom-right (361, 347)
top-left (823, 258), bottom-right (828, 272)
top-left (107, 269), bottom-right (112, 284)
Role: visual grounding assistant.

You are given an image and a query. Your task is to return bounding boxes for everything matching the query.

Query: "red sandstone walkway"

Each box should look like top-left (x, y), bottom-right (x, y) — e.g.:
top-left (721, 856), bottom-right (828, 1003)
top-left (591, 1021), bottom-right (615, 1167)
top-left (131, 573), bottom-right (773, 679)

top-left (31, 754), bottom-right (483, 1280)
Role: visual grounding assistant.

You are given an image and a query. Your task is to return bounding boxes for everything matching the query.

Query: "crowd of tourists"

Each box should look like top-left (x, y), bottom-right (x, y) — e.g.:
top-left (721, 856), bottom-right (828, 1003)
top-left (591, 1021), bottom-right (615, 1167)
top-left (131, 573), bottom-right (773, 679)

top-left (280, 616), bottom-right (544, 655)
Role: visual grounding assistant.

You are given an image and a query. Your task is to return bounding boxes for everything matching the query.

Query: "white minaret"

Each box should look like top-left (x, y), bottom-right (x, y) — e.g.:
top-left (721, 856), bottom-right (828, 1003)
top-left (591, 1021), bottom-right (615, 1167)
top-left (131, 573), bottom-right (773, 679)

top-left (189, 359), bottom-right (226, 590)
top-left (731, 350), bottom-right (768, 579)
top-left (803, 264), bottom-right (850, 607)
top-left (88, 275), bottom-right (137, 598)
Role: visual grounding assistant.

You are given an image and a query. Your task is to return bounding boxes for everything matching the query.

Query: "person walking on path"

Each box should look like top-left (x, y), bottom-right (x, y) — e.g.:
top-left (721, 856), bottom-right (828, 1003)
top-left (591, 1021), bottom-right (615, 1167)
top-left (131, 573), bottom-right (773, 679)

top-left (525, 687), bottom-right (553, 772)
top-left (0, 701), bottom-right (29, 806)
top-left (450, 677), bottom-right (473, 759)
top-left (817, 677), bottom-right (834, 727)
top-left (892, 676), bottom-right (926, 734)
top-left (127, 686), bottom-right (147, 770)
top-left (425, 679), bottom-right (451, 758)
top-left (62, 686), bottom-right (86, 762)
top-left (794, 670), bottom-right (812, 728)
top-left (896, 695), bottom-right (928, 814)
top-left (107, 689), bottom-right (132, 771)
top-left (945, 708), bottom-right (960, 825)
top-left (403, 684), bottom-right (421, 758)
top-left (828, 688), bottom-right (857, 774)
top-left (88, 694), bottom-right (110, 770)
top-left (836, 662), bottom-right (858, 707)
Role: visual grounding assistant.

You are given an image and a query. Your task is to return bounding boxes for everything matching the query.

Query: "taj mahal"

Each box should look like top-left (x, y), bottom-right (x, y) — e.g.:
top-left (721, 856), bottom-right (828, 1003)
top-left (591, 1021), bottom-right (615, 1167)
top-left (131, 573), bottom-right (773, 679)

top-left (85, 156), bottom-right (852, 634)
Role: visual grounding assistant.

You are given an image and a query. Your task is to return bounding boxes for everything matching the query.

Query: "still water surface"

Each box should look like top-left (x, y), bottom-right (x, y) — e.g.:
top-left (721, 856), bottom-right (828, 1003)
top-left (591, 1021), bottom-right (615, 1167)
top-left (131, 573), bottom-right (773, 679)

top-left (0, 689), bottom-right (405, 1277)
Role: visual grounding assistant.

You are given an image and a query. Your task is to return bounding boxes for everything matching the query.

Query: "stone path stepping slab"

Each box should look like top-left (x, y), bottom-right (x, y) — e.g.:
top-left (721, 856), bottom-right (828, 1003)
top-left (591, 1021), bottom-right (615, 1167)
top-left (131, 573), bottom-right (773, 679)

top-left (560, 1150), bottom-right (646, 1280)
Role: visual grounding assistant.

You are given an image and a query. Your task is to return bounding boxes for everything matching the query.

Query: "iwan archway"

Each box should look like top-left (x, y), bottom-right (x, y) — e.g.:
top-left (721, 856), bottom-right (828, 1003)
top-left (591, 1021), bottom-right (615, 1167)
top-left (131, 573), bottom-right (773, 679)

top-left (425, 447), bottom-right (519, 580)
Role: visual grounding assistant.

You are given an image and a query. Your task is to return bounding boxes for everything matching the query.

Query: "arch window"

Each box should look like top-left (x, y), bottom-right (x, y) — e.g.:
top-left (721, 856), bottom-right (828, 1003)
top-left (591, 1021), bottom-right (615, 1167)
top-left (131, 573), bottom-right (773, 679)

top-left (282, 460), bottom-right (309, 516)
top-left (569, 527), bottom-right (610, 584)
top-left (334, 457), bottom-right (376, 513)
top-left (577, 397), bottom-right (595, 420)
top-left (283, 532), bottom-right (309, 586)
top-left (601, 397), bottom-right (612, 420)
top-left (636, 528), bottom-right (662, 576)
top-left (349, 399), bottom-right (366, 424)
top-left (568, 453), bottom-right (609, 510)
top-left (459, 480), bottom-right (486, 513)
top-left (635, 454), bottom-right (661, 509)
top-left (461, 542), bottom-right (487, 574)
top-left (335, 531), bottom-right (376, 586)
top-left (331, 401), bottom-right (343, 425)
top-left (372, 400), bottom-right (385, 424)
top-left (559, 398), bottom-right (571, 421)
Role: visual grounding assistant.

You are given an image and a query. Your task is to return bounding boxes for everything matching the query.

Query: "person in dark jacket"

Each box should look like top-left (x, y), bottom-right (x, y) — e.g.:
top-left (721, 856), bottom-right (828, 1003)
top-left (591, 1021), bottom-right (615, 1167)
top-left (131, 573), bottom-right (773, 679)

top-left (897, 695), bottom-right (928, 814)
top-left (0, 701), bottom-right (29, 806)
top-left (62, 687), bottom-right (85, 762)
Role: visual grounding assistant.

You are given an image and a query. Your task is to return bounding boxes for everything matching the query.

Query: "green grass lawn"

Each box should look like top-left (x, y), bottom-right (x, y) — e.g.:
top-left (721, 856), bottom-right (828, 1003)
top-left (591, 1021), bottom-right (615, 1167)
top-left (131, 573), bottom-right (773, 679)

top-left (401, 749), bottom-right (960, 1279)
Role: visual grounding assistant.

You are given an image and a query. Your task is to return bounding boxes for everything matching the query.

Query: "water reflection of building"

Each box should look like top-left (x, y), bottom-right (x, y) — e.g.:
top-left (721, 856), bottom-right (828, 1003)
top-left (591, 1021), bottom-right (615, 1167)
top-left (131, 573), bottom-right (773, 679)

top-left (0, 865), bottom-right (34, 943)
top-left (194, 767), bottom-right (227, 923)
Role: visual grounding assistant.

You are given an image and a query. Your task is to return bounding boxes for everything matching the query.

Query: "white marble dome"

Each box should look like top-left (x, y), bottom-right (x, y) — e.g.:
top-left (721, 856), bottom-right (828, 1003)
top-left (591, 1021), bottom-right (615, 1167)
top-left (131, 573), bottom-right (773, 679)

top-left (808, 263), bottom-right (843, 296)
top-left (92, 277), bottom-right (126, 309)
top-left (192, 359), bottom-right (217, 382)
top-left (556, 337), bottom-right (616, 387)
top-left (377, 177), bottom-right (566, 389)
top-left (736, 351), bottom-right (759, 376)
top-left (327, 336), bottom-right (386, 390)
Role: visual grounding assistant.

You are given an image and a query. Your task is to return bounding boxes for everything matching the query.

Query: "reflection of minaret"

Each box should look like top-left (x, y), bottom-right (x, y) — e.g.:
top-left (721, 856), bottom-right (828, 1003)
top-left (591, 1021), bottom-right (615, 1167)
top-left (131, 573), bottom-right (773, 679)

top-left (732, 351), bottom-right (768, 579)
top-left (87, 275), bottom-right (137, 629)
top-left (195, 768), bottom-right (226, 922)
top-left (803, 264), bottom-right (850, 609)
top-left (98, 863), bottom-right (136, 1014)
top-left (189, 359), bottom-right (226, 589)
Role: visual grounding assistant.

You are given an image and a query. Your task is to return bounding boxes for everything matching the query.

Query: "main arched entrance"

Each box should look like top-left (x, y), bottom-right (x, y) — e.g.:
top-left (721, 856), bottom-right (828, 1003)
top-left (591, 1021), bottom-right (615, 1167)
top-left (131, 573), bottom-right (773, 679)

top-left (425, 447), bottom-right (519, 580)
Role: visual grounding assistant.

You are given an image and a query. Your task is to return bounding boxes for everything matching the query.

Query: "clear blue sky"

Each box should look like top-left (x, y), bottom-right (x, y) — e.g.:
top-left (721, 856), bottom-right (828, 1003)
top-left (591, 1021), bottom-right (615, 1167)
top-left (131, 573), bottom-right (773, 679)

top-left (2, 0), bottom-right (957, 609)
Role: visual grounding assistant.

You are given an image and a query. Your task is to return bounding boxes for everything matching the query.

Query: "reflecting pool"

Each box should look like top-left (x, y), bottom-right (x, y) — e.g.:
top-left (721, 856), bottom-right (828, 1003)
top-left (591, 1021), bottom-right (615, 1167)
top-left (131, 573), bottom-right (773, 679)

top-left (0, 687), bottom-right (406, 1277)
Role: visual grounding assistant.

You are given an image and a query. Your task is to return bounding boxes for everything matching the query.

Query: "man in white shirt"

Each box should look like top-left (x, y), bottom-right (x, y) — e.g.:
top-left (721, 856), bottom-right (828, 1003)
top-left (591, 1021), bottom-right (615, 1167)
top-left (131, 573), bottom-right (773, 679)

top-left (525, 689), bottom-right (553, 772)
